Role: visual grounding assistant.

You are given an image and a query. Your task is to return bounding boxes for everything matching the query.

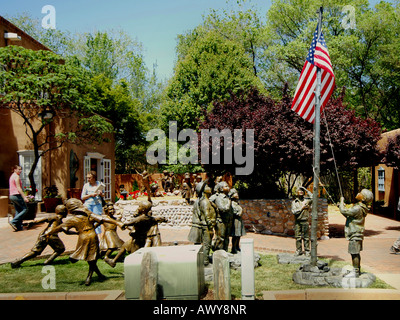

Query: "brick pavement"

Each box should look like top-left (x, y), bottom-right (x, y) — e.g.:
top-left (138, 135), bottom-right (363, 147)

top-left (1, 208), bottom-right (400, 289)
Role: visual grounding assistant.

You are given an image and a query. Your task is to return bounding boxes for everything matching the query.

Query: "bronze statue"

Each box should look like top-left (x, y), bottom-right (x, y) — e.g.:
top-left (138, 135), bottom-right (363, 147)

top-left (104, 172), bottom-right (167, 268)
top-left (188, 180), bottom-right (215, 265)
top-left (44, 198), bottom-right (124, 285)
top-left (194, 174), bottom-right (203, 198)
top-left (104, 201), bottom-right (167, 268)
top-left (291, 187), bottom-right (313, 256)
top-left (229, 188), bottom-right (246, 254)
top-left (10, 205), bottom-right (75, 268)
top-left (339, 189), bottom-right (373, 278)
top-left (210, 181), bottom-right (232, 251)
top-left (181, 173), bottom-right (192, 204)
top-left (167, 172), bottom-right (175, 193)
top-left (99, 202), bottom-right (124, 260)
top-left (161, 170), bottom-right (169, 192)
top-left (200, 184), bottom-right (216, 264)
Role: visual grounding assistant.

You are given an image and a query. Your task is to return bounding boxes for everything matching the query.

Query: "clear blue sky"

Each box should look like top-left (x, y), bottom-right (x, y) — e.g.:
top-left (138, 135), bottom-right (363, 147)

top-left (0, 0), bottom-right (386, 80)
top-left (0, 0), bottom-right (272, 80)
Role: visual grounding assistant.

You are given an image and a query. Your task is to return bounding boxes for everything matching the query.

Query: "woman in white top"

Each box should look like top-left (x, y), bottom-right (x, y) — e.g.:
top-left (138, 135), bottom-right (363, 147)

top-left (81, 171), bottom-right (104, 234)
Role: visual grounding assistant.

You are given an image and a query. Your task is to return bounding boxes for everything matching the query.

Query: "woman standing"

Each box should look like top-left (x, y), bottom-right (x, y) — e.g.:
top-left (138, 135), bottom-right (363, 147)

top-left (9, 165), bottom-right (29, 231)
top-left (81, 171), bottom-right (104, 234)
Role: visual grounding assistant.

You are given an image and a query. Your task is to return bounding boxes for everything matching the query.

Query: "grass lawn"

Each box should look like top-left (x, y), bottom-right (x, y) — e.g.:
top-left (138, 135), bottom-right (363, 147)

top-left (0, 253), bottom-right (392, 298)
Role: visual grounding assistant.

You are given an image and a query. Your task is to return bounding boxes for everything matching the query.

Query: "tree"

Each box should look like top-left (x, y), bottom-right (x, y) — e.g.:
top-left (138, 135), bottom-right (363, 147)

top-left (0, 46), bottom-right (114, 196)
top-left (200, 88), bottom-right (382, 198)
top-left (263, 0), bottom-right (400, 130)
top-left (5, 13), bottom-right (73, 57)
top-left (162, 29), bottom-right (264, 132)
top-left (8, 15), bottom-right (166, 174)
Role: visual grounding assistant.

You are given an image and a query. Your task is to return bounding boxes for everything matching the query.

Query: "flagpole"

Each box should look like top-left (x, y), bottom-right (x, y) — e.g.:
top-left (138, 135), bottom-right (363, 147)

top-left (310, 6), bottom-right (323, 267)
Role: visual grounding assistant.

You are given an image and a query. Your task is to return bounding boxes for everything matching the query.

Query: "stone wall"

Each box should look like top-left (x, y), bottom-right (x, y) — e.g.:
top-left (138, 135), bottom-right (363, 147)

top-left (239, 198), bottom-right (329, 239)
top-left (114, 199), bottom-right (193, 228)
top-left (114, 198), bottom-right (330, 239)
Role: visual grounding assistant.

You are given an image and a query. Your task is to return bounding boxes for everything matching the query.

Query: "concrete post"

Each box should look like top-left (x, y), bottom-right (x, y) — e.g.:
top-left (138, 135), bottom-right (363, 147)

top-left (213, 250), bottom-right (231, 300)
top-left (241, 238), bottom-right (255, 300)
top-left (139, 250), bottom-right (158, 300)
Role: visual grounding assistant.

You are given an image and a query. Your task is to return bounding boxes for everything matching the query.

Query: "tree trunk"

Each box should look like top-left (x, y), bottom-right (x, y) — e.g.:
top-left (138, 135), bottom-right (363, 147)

top-left (28, 135), bottom-right (41, 198)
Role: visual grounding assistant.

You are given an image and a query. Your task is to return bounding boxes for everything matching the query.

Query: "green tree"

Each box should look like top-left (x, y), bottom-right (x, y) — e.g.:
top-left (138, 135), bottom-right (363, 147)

top-left (0, 46), bottom-right (114, 196)
top-left (162, 30), bottom-right (264, 131)
top-left (6, 13), bottom-right (73, 56)
top-left (8, 14), bottom-right (166, 173)
top-left (263, 0), bottom-right (400, 130)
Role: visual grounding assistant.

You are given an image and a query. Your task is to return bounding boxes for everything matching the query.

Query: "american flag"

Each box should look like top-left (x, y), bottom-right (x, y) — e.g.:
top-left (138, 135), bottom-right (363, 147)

top-left (291, 25), bottom-right (335, 123)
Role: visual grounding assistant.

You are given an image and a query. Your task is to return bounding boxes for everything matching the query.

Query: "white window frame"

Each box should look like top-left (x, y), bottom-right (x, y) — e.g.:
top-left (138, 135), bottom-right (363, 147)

top-left (378, 167), bottom-right (385, 192)
top-left (103, 159), bottom-right (112, 201)
top-left (17, 150), bottom-right (43, 201)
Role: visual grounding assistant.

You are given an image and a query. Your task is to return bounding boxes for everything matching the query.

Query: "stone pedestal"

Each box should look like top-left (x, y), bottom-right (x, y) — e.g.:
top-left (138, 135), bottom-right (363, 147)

top-left (293, 262), bottom-right (376, 288)
top-left (277, 253), bottom-right (311, 265)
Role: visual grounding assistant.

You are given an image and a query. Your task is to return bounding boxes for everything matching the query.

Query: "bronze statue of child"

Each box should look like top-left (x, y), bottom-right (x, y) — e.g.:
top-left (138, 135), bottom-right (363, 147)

top-left (99, 202), bottom-right (124, 260)
top-left (339, 189), bottom-right (373, 278)
top-left (44, 198), bottom-right (124, 286)
top-left (11, 204), bottom-right (75, 268)
top-left (291, 186), bottom-right (313, 256)
top-left (229, 188), bottom-right (246, 254)
top-left (104, 200), bottom-right (167, 268)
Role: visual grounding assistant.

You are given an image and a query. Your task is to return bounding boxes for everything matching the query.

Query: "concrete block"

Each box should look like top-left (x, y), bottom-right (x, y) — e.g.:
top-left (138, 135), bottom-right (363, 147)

top-left (241, 238), bottom-right (255, 300)
top-left (124, 245), bottom-right (205, 300)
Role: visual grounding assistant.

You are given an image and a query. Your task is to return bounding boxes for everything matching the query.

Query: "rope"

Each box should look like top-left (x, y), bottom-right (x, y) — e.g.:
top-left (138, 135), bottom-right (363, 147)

top-left (322, 109), bottom-right (344, 199)
top-left (312, 167), bottom-right (337, 204)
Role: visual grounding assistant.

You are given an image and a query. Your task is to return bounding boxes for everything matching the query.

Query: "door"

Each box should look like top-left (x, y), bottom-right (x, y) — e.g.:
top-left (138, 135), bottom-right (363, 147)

top-left (83, 155), bottom-right (111, 201)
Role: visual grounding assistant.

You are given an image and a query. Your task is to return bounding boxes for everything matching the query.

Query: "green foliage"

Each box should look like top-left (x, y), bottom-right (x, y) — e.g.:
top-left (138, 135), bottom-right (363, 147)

top-left (8, 15), bottom-right (165, 174)
top-left (0, 45), bottom-right (114, 193)
top-left (0, 256), bottom-right (124, 293)
top-left (162, 29), bottom-right (264, 131)
top-left (43, 185), bottom-right (60, 198)
top-left (263, 0), bottom-right (400, 130)
top-left (0, 46), bottom-right (114, 143)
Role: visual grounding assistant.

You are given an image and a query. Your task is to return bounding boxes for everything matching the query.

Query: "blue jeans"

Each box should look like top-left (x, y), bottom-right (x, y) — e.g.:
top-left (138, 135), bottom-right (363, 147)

top-left (10, 195), bottom-right (28, 229)
top-left (84, 202), bottom-right (103, 234)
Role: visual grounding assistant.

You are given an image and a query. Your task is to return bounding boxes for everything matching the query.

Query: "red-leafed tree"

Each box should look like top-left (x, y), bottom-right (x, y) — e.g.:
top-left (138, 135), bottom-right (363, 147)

top-left (200, 88), bottom-right (382, 198)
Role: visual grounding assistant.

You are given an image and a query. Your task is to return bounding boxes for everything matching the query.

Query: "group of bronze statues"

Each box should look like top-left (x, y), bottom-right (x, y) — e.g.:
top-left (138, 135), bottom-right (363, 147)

top-left (10, 179), bottom-right (166, 286)
top-left (10, 168), bottom-right (374, 284)
top-left (291, 186), bottom-right (374, 278)
top-left (160, 171), bottom-right (204, 203)
top-left (187, 179), bottom-right (246, 266)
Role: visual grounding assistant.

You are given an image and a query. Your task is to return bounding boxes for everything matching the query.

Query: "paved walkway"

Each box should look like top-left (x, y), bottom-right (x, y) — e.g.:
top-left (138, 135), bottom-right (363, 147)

top-left (1, 207), bottom-right (400, 291)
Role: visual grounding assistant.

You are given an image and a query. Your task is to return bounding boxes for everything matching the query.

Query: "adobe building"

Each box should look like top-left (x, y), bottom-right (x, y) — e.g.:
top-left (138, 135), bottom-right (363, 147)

top-left (373, 128), bottom-right (400, 221)
top-left (0, 16), bottom-right (116, 215)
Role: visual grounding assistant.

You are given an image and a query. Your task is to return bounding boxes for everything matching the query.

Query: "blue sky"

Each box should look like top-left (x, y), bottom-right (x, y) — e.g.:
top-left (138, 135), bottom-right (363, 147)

top-left (0, 0), bottom-right (386, 80)
top-left (1, 0), bottom-right (272, 80)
